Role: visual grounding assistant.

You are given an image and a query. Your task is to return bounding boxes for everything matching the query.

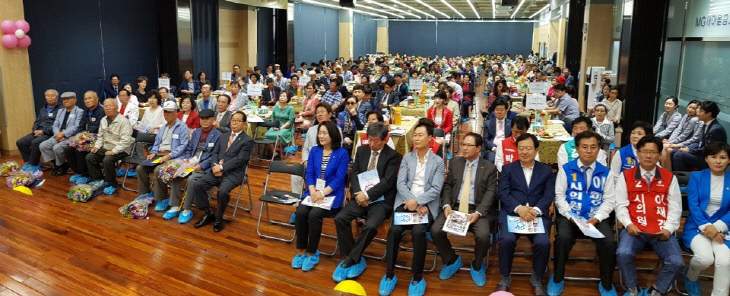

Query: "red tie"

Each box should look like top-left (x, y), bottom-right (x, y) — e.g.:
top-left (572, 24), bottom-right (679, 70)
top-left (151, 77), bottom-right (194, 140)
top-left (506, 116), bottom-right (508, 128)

top-left (227, 133), bottom-right (236, 151)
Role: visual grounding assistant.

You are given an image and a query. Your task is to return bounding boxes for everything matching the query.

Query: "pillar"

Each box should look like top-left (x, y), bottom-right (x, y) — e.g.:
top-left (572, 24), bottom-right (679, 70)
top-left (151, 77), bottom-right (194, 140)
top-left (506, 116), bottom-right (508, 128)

top-left (246, 8), bottom-right (258, 70)
top-left (0, 0), bottom-right (36, 155)
top-left (377, 20), bottom-right (388, 54)
top-left (576, 0), bottom-right (613, 110)
top-left (339, 10), bottom-right (353, 60)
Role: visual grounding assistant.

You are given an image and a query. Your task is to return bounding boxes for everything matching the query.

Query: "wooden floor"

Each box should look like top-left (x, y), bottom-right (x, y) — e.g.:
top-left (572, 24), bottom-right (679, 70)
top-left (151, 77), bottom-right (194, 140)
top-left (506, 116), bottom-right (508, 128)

top-left (0, 82), bottom-right (709, 295)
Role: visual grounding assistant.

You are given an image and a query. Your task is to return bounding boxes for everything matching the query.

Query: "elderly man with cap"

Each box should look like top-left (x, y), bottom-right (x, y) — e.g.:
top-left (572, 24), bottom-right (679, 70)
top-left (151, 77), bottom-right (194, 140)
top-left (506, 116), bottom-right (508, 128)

top-left (161, 108), bottom-right (222, 223)
top-left (87, 98), bottom-right (134, 195)
top-left (66, 91), bottom-right (105, 184)
top-left (39, 92), bottom-right (84, 176)
top-left (17, 89), bottom-right (61, 172)
top-left (134, 101), bottom-right (190, 211)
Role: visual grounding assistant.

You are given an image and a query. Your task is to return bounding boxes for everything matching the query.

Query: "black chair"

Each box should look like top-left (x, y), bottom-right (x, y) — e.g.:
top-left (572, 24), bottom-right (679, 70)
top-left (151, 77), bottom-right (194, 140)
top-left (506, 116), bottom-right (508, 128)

top-left (250, 119), bottom-right (281, 168)
top-left (120, 132), bottom-right (157, 192)
top-left (257, 161), bottom-right (305, 243)
top-left (224, 166), bottom-right (253, 221)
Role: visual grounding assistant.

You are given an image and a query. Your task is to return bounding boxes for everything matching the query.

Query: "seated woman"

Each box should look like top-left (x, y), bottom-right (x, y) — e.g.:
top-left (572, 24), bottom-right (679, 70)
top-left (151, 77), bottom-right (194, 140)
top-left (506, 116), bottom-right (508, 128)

top-left (591, 103), bottom-right (615, 153)
top-left (177, 96), bottom-right (200, 129)
top-left (440, 84), bottom-right (460, 130)
top-left (296, 82), bottom-right (319, 129)
top-left (653, 96), bottom-right (682, 139)
top-left (336, 96), bottom-right (365, 153)
top-left (117, 82), bottom-right (140, 107)
top-left (682, 142), bottom-right (730, 296)
top-left (135, 91), bottom-right (165, 133)
top-left (604, 86), bottom-right (623, 125)
top-left (427, 90), bottom-right (453, 146)
top-left (134, 76), bottom-right (151, 103)
top-left (117, 89), bottom-right (139, 128)
top-left (264, 92), bottom-right (295, 156)
top-left (460, 75), bottom-right (475, 119)
top-left (353, 111), bottom-right (395, 152)
top-left (292, 121), bottom-right (350, 272)
top-left (662, 100), bottom-right (702, 171)
top-left (244, 73), bottom-right (262, 96)
top-left (608, 121), bottom-right (653, 184)
top-left (547, 76), bottom-right (566, 99)
top-left (197, 71), bottom-right (210, 86)
top-left (487, 80), bottom-right (507, 110)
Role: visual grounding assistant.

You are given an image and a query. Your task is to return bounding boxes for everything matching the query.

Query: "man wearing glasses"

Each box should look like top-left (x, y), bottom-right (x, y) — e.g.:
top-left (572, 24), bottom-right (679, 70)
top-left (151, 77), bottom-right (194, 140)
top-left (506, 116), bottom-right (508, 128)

top-left (549, 130), bottom-right (618, 296)
top-left (431, 133), bottom-right (499, 287)
top-left (614, 135), bottom-right (683, 296)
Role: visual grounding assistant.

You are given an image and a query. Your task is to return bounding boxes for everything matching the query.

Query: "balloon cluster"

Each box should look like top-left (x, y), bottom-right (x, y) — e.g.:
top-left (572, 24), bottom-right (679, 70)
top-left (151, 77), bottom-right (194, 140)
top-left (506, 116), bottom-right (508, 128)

top-left (1, 20), bottom-right (31, 49)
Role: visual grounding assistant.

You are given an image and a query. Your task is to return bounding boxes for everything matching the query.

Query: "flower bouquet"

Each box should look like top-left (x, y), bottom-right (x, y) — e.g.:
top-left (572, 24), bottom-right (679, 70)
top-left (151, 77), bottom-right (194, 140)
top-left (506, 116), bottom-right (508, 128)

top-left (67, 180), bottom-right (105, 203)
top-left (0, 161), bottom-right (20, 177)
top-left (173, 156), bottom-right (199, 178)
top-left (119, 196), bottom-right (154, 219)
top-left (6, 170), bottom-right (42, 188)
top-left (70, 132), bottom-right (97, 152)
top-left (157, 159), bottom-right (183, 183)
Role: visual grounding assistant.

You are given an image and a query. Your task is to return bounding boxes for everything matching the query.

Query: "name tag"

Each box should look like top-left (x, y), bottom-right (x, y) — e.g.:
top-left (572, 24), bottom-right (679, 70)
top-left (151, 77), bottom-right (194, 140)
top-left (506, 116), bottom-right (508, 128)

top-left (49, 113), bottom-right (54, 117)
top-left (208, 143), bottom-right (214, 147)
top-left (172, 134), bottom-right (179, 139)
top-left (69, 114), bottom-right (75, 118)
top-left (91, 118), bottom-right (96, 122)
top-left (316, 178), bottom-right (326, 191)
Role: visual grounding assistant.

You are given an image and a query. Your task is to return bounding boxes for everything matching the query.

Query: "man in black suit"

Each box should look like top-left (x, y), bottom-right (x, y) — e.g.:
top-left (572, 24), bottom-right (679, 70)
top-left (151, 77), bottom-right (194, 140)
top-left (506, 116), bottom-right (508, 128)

top-left (260, 78), bottom-right (281, 107)
top-left (193, 111), bottom-right (254, 232)
top-left (431, 133), bottom-right (498, 287)
top-left (393, 73), bottom-right (409, 99)
top-left (672, 101), bottom-right (727, 171)
top-left (213, 94), bottom-right (233, 134)
top-left (332, 123), bottom-right (400, 282)
top-left (482, 99), bottom-right (512, 162)
top-left (102, 74), bottom-right (120, 100)
top-left (372, 79), bottom-right (400, 113)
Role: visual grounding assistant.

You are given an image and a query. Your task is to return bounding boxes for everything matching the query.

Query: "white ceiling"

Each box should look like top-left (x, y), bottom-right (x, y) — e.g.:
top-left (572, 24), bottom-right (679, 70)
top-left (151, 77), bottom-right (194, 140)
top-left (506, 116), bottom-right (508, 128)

top-left (305, 0), bottom-right (553, 19)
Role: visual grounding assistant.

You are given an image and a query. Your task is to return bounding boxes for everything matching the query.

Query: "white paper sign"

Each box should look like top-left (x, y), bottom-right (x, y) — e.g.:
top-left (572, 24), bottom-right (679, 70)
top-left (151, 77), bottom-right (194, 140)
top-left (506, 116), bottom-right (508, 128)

top-left (525, 94), bottom-right (547, 110)
top-left (569, 213), bottom-right (606, 238)
top-left (221, 72), bottom-right (232, 81)
top-left (247, 83), bottom-right (263, 96)
top-left (409, 79), bottom-right (424, 92)
top-left (528, 82), bottom-right (550, 94)
top-left (158, 78), bottom-right (170, 89)
top-left (299, 75), bottom-right (310, 87)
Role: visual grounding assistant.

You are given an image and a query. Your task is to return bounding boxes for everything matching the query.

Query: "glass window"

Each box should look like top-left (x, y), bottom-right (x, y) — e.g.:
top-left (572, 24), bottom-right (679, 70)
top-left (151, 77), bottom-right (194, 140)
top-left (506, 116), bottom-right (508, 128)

top-left (679, 41), bottom-right (730, 128)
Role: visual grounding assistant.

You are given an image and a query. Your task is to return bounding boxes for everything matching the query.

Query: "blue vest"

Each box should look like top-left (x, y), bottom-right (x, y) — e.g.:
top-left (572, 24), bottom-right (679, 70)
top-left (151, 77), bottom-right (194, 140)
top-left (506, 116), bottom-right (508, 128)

top-left (563, 160), bottom-right (610, 219)
top-left (564, 140), bottom-right (578, 163)
top-left (618, 144), bottom-right (638, 172)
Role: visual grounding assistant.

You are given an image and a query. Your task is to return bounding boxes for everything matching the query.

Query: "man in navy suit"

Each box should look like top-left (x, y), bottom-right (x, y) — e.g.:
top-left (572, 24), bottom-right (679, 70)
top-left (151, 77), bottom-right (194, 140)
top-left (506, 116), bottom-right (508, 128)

top-left (495, 133), bottom-right (555, 296)
top-left (192, 111), bottom-right (254, 232)
top-left (672, 101), bottom-right (727, 171)
top-left (393, 73), bottom-right (409, 99)
top-left (102, 74), bottom-right (120, 100)
top-left (482, 99), bottom-right (511, 162)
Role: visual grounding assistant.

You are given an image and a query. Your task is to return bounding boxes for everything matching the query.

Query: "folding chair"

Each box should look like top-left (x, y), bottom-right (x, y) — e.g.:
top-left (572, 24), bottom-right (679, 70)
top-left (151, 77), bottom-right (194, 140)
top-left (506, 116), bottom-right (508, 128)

top-left (615, 224), bottom-right (665, 290)
top-left (358, 218), bottom-right (389, 261)
top-left (393, 231), bottom-right (439, 273)
top-left (120, 132), bottom-right (157, 192)
top-left (250, 119), bottom-right (280, 168)
top-left (223, 166), bottom-right (253, 221)
top-left (434, 128), bottom-right (449, 171)
top-left (257, 161), bottom-right (304, 243)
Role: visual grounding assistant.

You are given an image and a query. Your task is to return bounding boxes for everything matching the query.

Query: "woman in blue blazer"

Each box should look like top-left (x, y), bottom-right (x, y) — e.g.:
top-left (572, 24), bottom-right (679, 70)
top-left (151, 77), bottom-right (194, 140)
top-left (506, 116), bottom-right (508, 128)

top-left (292, 120), bottom-right (350, 272)
top-left (682, 142), bottom-right (730, 296)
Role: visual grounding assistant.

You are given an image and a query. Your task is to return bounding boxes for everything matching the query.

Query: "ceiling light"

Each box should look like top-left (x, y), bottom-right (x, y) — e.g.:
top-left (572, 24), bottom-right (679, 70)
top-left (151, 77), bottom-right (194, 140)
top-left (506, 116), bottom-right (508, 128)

top-left (414, 0), bottom-right (450, 18)
top-left (467, 0), bottom-right (480, 18)
top-left (529, 4), bottom-right (550, 18)
top-left (302, 0), bottom-right (388, 18)
top-left (363, 0), bottom-right (421, 18)
top-left (389, 0), bottom-right (436, 19)
top-left (511, 0), bottom-right (526, 18)
top-left (439, 0), bottom-right (465, 19)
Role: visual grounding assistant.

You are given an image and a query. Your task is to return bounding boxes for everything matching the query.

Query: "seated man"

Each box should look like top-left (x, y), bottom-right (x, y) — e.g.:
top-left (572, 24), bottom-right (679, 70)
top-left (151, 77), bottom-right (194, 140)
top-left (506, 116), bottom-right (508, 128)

top-left (431, 132), bottom-right (498, 287)
top-left (496, 134), bottom-right (554, 296)
top-left (615, 136), bottom-right (683, 296)
top-left (353, 111), bottom-right (395, 152)
top-left (482, 99), bottom-right (511, 162)
top-left (39, 92), bottom-right (84, 176)
top-left (213, 94), bottom-right (232, 134)
top-left (16, 89), bottom-right (61, 172)
top-left (192, 111), bottom-right (254, 232)
top-left (161, 109), bottom-right (222, 223)
top-left (372, 79), bottom-right (400, 113)
top-left (134, 101), bottom-right (190, 210)
top-left (333, 123), bottom-right (400, 282)
top-left (545, 84), bottom-right (579, 134)
top-left (672, 101), bottom-right (727, 171)
top-left (495, 116), bottom-right (538, 172)
top-left (557, 116), bottom-right (608, 167)
top-left (66, 91), bottom-right (105, 184)
top-left (379, 119), bottom-right (444, 296)
top-left (86, 98), bottom-right (134, 194)
top-left (549, 131), bottom-right (618, 296)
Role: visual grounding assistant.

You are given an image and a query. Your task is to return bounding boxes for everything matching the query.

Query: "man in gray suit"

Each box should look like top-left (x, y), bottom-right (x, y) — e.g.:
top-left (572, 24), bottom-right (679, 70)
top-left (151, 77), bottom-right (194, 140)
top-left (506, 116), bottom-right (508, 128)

top-left (192, 111), bottom-right (254, 232)
top-left (195, 83), bottom-right (217, 112)
top-left (379, 118), bottom-right (445, 296)
top-left (213, 94), bottom-right (233, 134)
top-left (39, 92), bottom-right (84, 176)
top-left (431, 132), bottom-right (498, 287)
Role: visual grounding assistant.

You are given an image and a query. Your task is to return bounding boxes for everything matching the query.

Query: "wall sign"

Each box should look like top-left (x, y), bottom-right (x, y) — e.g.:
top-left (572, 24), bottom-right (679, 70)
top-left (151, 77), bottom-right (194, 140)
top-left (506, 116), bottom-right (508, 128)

top-left (685, 0), bottom-right (730, 38)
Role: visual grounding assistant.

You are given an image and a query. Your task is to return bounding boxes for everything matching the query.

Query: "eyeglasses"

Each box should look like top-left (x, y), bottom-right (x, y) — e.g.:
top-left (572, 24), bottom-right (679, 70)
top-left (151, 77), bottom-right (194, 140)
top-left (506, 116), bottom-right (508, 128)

top-left (517, 146), bottom-right (535, 152)
top-left (347, 102), bottom-right (357, 105)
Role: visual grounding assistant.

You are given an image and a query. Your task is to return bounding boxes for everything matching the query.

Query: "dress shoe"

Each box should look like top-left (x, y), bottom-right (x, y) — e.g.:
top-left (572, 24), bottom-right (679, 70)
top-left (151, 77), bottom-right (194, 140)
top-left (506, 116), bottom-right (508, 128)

top-left (194, 208), bottom-right (215, 228)
top-left (534, 285), bottom-right (548, 296)
top-left (51, 165), bottom-right (63, 176)
top-left (494, 284), bottom-right (509, 292)
top-left (213, 216), bottom-right (224, 232)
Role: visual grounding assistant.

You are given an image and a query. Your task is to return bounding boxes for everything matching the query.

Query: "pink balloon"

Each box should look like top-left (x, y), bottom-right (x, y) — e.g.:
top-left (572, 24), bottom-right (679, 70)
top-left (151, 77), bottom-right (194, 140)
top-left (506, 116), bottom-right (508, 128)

top-left (17, 35), bottom-right (31, 48)
top-left (2, 34), bottom-right (18, 48)
top-left (1, 20), bottom-right (16, 34)
top-left (14, 20), bottom-right (29, 33)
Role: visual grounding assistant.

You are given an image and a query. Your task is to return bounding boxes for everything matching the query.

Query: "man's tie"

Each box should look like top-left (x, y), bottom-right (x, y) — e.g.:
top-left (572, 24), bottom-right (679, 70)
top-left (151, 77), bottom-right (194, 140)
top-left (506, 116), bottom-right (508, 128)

top-left (644, 172), bottom-right (652, 185)
top-left (581, 166), bottom-right (589, 183)
top-left (498, 120), bottom-right (503, 136)
top-left (367, 151), bottom-right (379, 171)
top-left (458, 162), bottom-right (473, 213)
top-left (226, 133), bottom-right (236, 151)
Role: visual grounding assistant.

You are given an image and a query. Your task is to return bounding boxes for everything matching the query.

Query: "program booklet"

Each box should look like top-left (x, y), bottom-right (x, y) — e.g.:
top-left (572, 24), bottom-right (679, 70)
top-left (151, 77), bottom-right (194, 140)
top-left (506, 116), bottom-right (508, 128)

top-left (569, 212), bottom-right (605, 238)
top-left (442, 211), bottom-right (470, 236)
top-left (357, 170), bottom-right (384, 203)
top-left (301, 195), bottom-right (335, 210)
top-left (393, 212), bottom-right (429, 225)
top-left (507, 215), bottom-right (545, 234)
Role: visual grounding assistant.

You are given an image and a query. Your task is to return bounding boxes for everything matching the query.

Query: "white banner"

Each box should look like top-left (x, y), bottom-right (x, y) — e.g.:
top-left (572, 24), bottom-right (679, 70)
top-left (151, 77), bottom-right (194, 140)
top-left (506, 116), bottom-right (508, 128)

top-left (525, 94), bottom-right (547, 110)
top-left (247, 83), bottom-right (263, 97)
top-left (158, 78), bottom-right (170, 89)
top-left (528, 82), bottom-right (550, 94)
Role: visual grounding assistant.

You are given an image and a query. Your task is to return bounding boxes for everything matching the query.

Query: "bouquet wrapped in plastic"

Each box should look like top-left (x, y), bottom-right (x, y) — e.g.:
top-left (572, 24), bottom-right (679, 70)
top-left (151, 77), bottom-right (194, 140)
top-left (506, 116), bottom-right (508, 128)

top-left (67, 180), bottom-right (106, 203)
top-left (70, 132), bottom-right (97, 152)
top-left (119, 196), bottom-right (154, 219)
top-left (157, 159), bottom-right (183, 183)
top-left (173, 156), bottom-right (200, 178)
top-left (0, 161), bottom-right (20, 177)
top-left (6, 170), bottom-right (42, 188)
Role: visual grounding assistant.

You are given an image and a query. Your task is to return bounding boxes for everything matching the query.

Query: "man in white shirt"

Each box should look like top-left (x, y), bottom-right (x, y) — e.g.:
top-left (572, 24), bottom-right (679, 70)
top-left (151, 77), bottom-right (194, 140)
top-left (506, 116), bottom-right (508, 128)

top-left (557, 116), bottom-right (608, 167)
top-left (549, 131), bottom-right (618, 296)
top-left (614, 136), bottom-right (683, 296)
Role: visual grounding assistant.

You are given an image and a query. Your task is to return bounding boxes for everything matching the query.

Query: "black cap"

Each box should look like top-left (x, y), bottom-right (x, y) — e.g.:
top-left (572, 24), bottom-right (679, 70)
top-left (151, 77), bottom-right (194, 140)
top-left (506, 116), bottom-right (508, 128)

top-left (199, 109), bottom-right (215, 118)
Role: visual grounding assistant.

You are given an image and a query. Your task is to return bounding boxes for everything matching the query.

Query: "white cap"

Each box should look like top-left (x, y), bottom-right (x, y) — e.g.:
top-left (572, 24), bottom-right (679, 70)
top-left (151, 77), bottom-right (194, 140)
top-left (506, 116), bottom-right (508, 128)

top-left (162, 100), bottom-right (177, 112)
top-left (309, 70), bottom-right (317, 76)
